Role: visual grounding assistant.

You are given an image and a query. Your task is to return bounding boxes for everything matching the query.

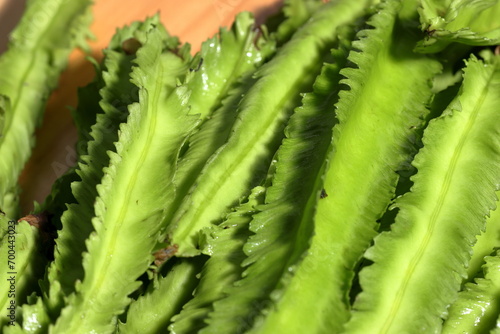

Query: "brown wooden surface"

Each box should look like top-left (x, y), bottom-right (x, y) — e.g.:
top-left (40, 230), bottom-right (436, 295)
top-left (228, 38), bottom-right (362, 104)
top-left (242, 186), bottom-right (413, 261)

top-left (0, 0), bottom-right (282, 215)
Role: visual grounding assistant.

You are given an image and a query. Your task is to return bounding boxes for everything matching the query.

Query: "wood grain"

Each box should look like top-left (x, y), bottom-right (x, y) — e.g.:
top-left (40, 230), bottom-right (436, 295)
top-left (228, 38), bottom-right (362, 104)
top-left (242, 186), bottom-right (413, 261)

top-left (0, 0), bottom-right (282, 214)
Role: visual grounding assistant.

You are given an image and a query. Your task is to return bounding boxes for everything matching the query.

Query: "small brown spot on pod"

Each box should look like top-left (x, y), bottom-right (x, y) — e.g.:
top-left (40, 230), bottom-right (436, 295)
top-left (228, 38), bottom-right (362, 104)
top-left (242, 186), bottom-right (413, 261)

top-left (18, 213), bottom-right (48, 229)
top-left (153, 244), bottom-right (179, 267)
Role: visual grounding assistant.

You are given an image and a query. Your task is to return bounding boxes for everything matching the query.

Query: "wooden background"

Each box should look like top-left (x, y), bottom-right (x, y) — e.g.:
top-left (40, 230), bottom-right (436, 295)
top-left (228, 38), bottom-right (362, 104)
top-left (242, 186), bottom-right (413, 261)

top-left (0, 0), bottom-right (282, 215)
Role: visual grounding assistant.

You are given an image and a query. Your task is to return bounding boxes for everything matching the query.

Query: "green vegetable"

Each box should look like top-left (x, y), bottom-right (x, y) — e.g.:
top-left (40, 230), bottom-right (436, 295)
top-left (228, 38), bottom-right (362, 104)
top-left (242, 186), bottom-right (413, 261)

top-left (443, 250), bottom-right (500, 333)
top-left (168, 187), bottom-right (266, 334)
top-left (270, 0), bottom-right (324, 44)
top-left (345, 51), bottom-right (500, 333)
top-left (50, 22), bottom-right (194, 333)
top-left (0, 0), bottom-right (93, 327)
top-left (2, 0), bottom-right (500, 333)
top-left (417, 0), bottom-right (500, 53)
top-left (0, 0), bottom-right (92, 218)
top-left (200, 20), bottom-right (357, 334)
top-left (165, 0), bottom-right (376, 257)
top-left (160, 11), bottom-right (276, 244)
top-left (40, 17), bottom-right (165, 321)
top-left (117, 257), bottom-right (206, 334)
top-left (257, 0), bottom-right (441, 332)
top-left (466, 192), bottom-right (500, 280)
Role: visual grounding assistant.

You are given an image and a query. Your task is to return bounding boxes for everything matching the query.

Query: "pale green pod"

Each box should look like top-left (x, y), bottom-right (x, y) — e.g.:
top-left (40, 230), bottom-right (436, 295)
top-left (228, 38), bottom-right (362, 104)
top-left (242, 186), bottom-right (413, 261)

top-left (417, 0), bottom-right (500, 52)
top-left (345, 52), bottom-right (500, 333)
top-left (443, 249), bottom-right (500, 333)
top-left (257, 0), bottom-right (442, 332)
top-left (0, 0), bottom-right (92, 217)
top-left (50, 24), bottom-right (195, 334)
top-left (166, 0), bottom-right (377, 258)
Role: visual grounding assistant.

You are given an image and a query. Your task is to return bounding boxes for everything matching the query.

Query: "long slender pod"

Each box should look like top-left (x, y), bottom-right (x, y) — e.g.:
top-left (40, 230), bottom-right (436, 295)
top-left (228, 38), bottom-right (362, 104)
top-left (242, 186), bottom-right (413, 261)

top-left (344, 51), bottom-right (500, 333)
top-left (121, 187), bottom-right (264, 334)
top-left (0, 0), bottom-right (92, 217)
top-left (167, 187), bottom-right (265, 334)
top-left (442, 249), bottom-right (500, 333)
top-left (162, 12), bottom-right (275, 230)
top-left (43, 12), bottom-right (271, 315)
top-left (467, 195), bottom-right (500, 280)
top-left (39, 19), bottom-right (164, 321)
top-left (50, 25), bottom-right (196, 334)
top-left (1, 70), bottom-right (112, 329)
top-left (116, 257), bottom-right (206, 334)
top-left (119, 13), bottom-right (294, 332)
top-left (0, 1), bottom-right (93, 324)
top-left (166, 0), bottom-right (376, 257)
top-left (170, 73), bottom-right (256, 210)
top-left (0, 21), bottom-right (163, 333)
top-left (200, 22), bottom-right (356, 334)
top-left (252, 1), bottom-right (442, 333)
top-left (38, 21), bottom-right (176, 228)
top-left (39, 13), bottom-right (272, 332)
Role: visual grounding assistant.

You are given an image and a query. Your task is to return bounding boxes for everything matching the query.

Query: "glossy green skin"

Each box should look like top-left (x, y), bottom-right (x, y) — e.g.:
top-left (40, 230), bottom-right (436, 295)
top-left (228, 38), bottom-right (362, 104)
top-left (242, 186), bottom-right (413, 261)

top-left (117, 258), bottom-right (205, 334)
top-left (0, 1), bottom-right (92, 323)
top-left (443, 250), bottom-right (500, 334)
top-left (417, 0), bottom-right (500, 52)
top-left (199, 24), bottom-right (355, 334)
top-left (167, 0), bottom-right (375, 257)
top-left (50, 26), bottom-right (193, 334)
top-left (467, 195), bottom-right (500, 280)
top-left (346, 53), bottom-right (500, 333)
top-left (113, 10), bottom-right (302, 334)
top-left (255, 0), bottom-right (441, 333)
top-left (3, 20), bottom-right (168, 333)
top-left (7, 1), bottom-right (500, 333)
top-left (0, 4), bottom-right (94, 318)
top-left (49, 12), bottom-right (274, 334)
top-left (0, 0), bottom-right (92, 217)
top-left (181, 12), bottom-right (274, 121)
top-left (168, 187), bottom-right (265, 334)
top-left (163, 12), bottom-right (275, 235)
top-left (39, 18), bottom-right (162, 321)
